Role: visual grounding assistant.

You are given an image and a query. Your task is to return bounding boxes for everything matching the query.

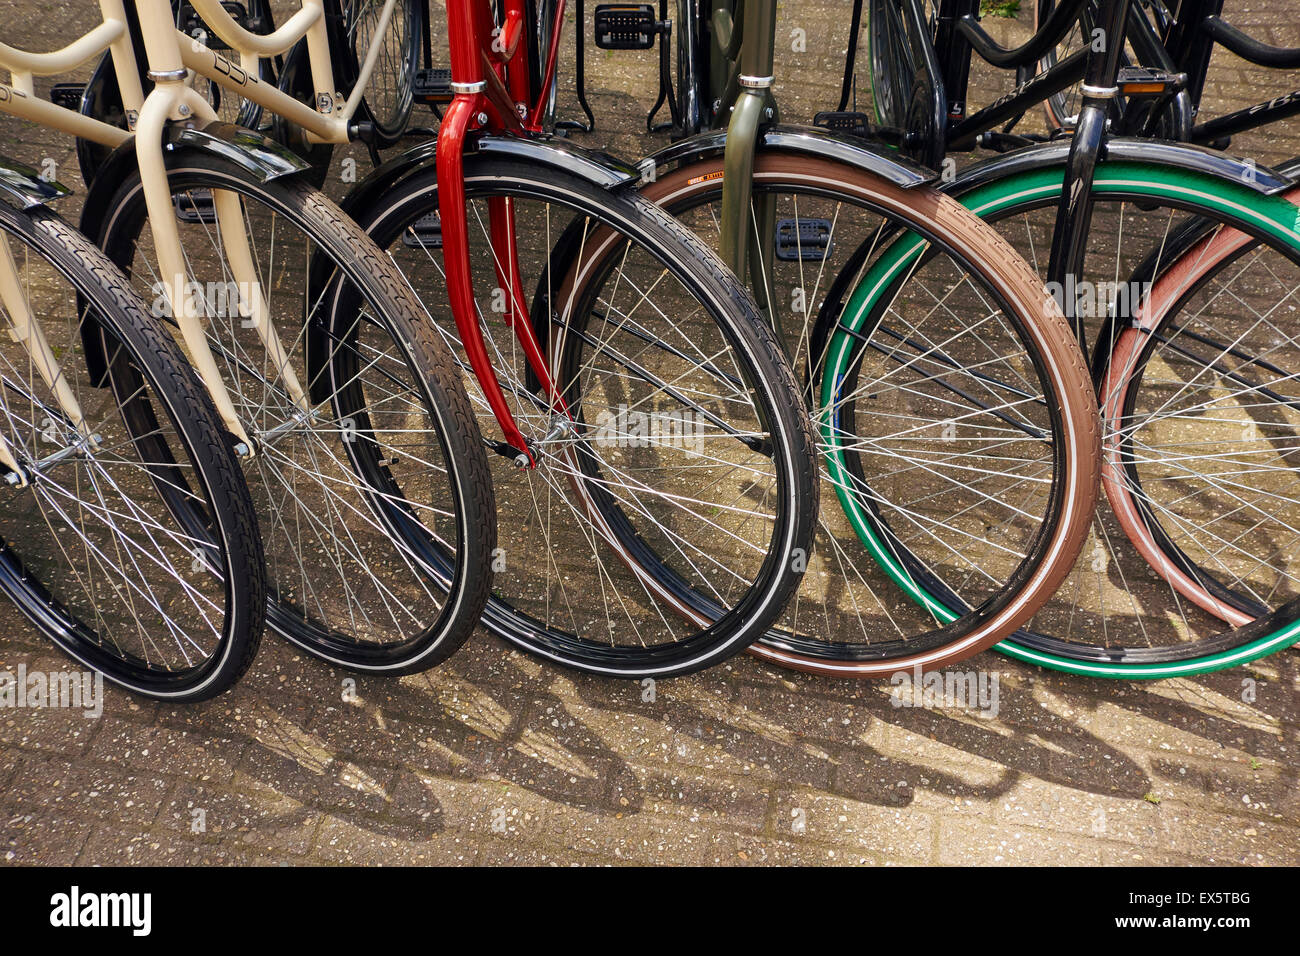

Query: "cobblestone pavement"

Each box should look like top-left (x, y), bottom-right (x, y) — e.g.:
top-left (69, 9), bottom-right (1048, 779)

top-left (0, 0), bottom-right (1298, 866)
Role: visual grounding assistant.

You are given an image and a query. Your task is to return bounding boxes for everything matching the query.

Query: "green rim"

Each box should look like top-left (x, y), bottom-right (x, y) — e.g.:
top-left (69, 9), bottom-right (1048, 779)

top-left (820, 161), bottom-right (1300, 678)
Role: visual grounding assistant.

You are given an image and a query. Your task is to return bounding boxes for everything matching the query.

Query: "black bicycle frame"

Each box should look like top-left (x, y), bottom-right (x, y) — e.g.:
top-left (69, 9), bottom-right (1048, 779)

top-left (1162, 0), bottom-right (1300, 146)
top-left (934, 0), bottom-right (1300, 150)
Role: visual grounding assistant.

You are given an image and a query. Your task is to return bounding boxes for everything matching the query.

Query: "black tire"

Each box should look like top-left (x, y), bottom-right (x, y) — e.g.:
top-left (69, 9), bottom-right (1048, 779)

top-left (87, 152), bottom-right (495, 674)
top-left (337, 0), bottom-right (422, 147)
top-left (354, 156), bottom-right (819, 678)
top-left (0, 201), bottom-right (264, 700)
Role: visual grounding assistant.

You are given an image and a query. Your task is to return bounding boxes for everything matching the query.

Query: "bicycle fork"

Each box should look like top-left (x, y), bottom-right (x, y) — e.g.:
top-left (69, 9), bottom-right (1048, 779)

top-left (436, 0), bottom-right (572, 469)
top-left (718, 0), bottom-right (779, 331)
top-left (0, 233), bottom-right (97, 486)
top-left (1045, 0), bottom-right (1132, 350)
top-left (130, 0), bottom-right (320, 454)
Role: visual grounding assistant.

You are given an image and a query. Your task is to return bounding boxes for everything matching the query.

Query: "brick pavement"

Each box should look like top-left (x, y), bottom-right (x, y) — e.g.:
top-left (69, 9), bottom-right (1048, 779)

top-left (0, 0), bottom-right (1297, 865)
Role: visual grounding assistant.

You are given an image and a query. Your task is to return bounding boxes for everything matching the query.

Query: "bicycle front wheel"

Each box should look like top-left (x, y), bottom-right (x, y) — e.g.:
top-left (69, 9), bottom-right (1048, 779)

top-left (0, 200), bottom-right (264, 700)
top-left (87, 151), bottom-right (495, 674)
top-left (837, 156), bottom-right (1300, 676)
top-left (354, 155), bottom-right (819, 678)
top-left (640, 149), bottom-right (1101, 675)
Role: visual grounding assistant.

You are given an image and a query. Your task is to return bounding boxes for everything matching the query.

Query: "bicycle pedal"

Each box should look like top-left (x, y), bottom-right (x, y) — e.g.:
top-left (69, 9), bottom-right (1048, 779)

top-left (1116, 67), bottom-right (1187, 97)
top-left (412, 68), bottom-right (453, 103)
top-left (177, 1), bottom-right (257, 51)
top-left (594, 4), bottom-right (659, 50)
top-left (813, 110), bottom-right (872, 139)
top-left (49, 83), bottom-right (86, 111)
top-left (402, 210), bottom-right (442, 249)
top-left (774, 218), bottom-right (833, 262)
top-left (174, 190), bottom-right (216, 225)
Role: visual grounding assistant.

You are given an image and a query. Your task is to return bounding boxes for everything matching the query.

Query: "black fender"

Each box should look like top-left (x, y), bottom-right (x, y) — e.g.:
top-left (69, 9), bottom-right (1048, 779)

top-left (0, 156), bottom-right (70, 209)
top-left (77, 121), bottom-right (313, 384)
top-left (339, 132), bottom-right (643, 221)
top-left (79, 120), bottom-right (312, 250)
top-left (640, 124), bottom-right (938, 189)
top-left (335, 133), bottom-right (645, 401)
top-left (949, 137), bottom-right (1293, 197)
top-left (76, 50), bottom-right (136, 189)
top-left (806, 138), bottom-right (1296, 390)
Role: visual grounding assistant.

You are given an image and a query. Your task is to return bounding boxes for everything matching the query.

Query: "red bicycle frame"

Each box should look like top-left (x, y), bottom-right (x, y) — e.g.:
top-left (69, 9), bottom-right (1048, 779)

top-left (438, 0), bottom-right (571, 467)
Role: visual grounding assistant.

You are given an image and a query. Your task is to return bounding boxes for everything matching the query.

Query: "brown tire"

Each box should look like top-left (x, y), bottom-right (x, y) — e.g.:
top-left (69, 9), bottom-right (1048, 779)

top-left (641, 151), bottom-right (1101, 676)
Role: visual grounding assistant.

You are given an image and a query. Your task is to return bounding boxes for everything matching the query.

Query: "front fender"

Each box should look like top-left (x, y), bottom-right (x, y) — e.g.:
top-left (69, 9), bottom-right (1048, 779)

top-left (949, 138), bottom-right (1294, 198)
top-left (340, 132), bottom-right (643, 221)
top-left (79, 121), bottom-right (312, 250)
top-left (0, 156), bottom-right (70, 210)
top-left (642, 124), bottom-right (938, 189)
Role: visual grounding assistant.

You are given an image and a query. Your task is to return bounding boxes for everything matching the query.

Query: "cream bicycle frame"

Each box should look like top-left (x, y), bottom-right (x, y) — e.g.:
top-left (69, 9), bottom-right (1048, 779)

top-left (0, 0), bottom-right (400, 450)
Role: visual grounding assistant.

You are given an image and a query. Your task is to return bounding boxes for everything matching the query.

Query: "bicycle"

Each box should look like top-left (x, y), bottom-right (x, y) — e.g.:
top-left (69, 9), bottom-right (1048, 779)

top-left (838, 0), bottom-right (1300, 675)
top-left (0, 0), bottom-right (498, 674)
top-left (345, 0), bottom-right (1107, 676)
top-left (0, 152), bottom-right (265, 700)
top-left (70, 0), bottom-right (423, 184)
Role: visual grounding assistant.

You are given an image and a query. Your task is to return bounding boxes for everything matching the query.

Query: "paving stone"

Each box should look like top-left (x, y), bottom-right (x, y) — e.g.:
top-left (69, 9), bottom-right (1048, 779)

top-left (159, 781), bottom-right (321, 857)
top-left (2, 754), bottom-right (171, 828)
top-left (0, 0), bottom-right (1295, 868)
top-left (89, 719), bottom-right (246, 784)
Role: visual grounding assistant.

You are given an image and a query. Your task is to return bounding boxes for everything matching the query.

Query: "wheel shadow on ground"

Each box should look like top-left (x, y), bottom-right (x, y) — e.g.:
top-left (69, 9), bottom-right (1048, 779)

top-left (158, 636), bottom-right (1286, 842)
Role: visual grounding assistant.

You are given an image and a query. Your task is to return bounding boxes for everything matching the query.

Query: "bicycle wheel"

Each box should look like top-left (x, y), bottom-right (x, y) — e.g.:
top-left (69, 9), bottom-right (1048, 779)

top-left (338, 0), bottom-right (422, 147)
top-left (87, 150), bottom-right (495, 673)
top-left (351, 155), bottom-right (819, 678)
top-left (636, 148), bottom-right (1100, 675)
top-left (868, 0), bottom-right (919, 130)
top-left (867, 0), bottom-right (948, 169)
top-left (830, 155), bottom-right (1300, 676)
top-left (0, 199), bottom-right (264, 700)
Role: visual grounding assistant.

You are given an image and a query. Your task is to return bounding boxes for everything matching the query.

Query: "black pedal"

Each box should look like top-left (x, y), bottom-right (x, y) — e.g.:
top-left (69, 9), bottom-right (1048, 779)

top-left (775, 218), bottom-right (833, 262)
top-left (49, 83), bottom-right (86, 111)
top-left (813, 111), bottom-right (872, 139)
top-left (177, 2), bottom-right (257, 51)
top-left (1116, 66), bottom-right (1187, 97)
top-left (402, 210), bottom-right (442, 249)
top-left (174, 189), bottom-right (216, 225)
top-left (412, 68), bottom-right (453, 103)
top-left (594, 4), bottom-right (658, 50)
